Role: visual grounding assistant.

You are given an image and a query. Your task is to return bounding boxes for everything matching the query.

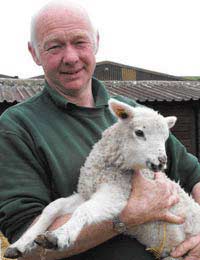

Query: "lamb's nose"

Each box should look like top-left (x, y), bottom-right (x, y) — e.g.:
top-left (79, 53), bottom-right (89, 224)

top-left (158, 155), bottom-right (167, 165)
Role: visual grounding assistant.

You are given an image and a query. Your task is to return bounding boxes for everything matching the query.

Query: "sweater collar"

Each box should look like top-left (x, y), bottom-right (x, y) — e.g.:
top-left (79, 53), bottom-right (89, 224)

top-left (44, 78), bottom-right (110, 109)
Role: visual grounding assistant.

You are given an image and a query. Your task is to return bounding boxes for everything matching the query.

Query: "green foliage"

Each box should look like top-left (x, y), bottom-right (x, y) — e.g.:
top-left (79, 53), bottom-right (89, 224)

top-left (184, 76), bottom-right (200, 81)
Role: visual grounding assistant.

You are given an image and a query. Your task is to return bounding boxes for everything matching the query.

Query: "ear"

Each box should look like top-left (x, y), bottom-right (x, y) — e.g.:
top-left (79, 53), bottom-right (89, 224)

top-left (108, 99), bottom-right (134, 120)
top-left (165, 116), bottom-right (177, 129)
top-left (94, 31), bottom-right (100, 54)
top-left (28, 42), bottom-right (41, 66)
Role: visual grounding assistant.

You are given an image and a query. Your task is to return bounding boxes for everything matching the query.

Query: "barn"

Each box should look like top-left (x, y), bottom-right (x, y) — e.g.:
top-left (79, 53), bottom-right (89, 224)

top-left (0, 78), bottom-right (200, 159)
top-left (93, 61), bottom-right (183, 81)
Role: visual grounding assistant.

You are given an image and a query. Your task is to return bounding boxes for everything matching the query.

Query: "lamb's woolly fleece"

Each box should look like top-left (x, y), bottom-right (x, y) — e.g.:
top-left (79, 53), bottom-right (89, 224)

top-left (5, 100), bottom-right (200, 260)
top-left (78, 104), bottom-right (200, 259)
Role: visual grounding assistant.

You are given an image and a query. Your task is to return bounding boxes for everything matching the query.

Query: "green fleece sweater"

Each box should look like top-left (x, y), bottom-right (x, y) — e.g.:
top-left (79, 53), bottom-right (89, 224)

top-left (0, 78), bottom-right (200, 260)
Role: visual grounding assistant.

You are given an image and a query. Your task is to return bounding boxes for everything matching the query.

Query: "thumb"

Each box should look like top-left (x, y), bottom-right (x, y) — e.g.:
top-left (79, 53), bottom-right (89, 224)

top-left (132, 170), bottom-right (146, 185)
top-left (171, 234), bottom-right (200, 258)
top-left (132, 170), bottom-right (156, 190)
top-left (163, 212), bottom-right (185, 224)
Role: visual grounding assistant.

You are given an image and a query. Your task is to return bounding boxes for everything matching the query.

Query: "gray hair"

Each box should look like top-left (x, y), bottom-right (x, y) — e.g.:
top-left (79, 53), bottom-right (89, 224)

top-left (30, 0), bottom-right (98, 58)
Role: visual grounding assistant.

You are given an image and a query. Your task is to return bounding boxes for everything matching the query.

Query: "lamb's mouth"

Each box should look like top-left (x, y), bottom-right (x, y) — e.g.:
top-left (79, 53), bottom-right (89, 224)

top-left (146, 160), bottom-right (166, 172)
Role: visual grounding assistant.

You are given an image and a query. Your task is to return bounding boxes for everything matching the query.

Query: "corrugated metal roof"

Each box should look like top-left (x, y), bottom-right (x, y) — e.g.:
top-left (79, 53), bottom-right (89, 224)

top-left (1, 78), bottom-right (200, 103)
top-left (0, 78), bottom-right (44, 102)
top-left (104, 80), bottom-right (200, 102)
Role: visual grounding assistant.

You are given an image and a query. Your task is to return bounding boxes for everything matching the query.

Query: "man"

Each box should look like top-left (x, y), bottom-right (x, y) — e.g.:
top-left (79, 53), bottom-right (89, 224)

top-left (0, 1), bottom-right (200, 259)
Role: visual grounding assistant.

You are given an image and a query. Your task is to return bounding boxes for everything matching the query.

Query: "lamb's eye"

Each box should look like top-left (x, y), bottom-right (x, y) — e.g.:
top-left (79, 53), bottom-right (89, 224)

top-left (135, 130), bottom-right (145, 137)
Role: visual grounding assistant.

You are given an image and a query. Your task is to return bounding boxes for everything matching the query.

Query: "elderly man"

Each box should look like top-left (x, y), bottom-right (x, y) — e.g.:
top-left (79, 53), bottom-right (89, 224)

top-left (0, 1), bottom-right (200, 259)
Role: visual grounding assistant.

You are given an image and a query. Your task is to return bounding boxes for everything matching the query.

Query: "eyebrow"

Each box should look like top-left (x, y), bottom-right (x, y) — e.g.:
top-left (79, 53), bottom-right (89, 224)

top-left (42, 33), bottom-right (64, 49)
top-left (43, 37), bottom-right (61, 48)
top-left (42, 31), bottom-right (93, 49)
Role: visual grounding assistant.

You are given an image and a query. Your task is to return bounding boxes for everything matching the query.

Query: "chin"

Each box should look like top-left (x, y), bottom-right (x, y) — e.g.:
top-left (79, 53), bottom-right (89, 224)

top-left (47, 73), bottom-right (92, 94)
top-left (62, 80), bottom-right (86, 91)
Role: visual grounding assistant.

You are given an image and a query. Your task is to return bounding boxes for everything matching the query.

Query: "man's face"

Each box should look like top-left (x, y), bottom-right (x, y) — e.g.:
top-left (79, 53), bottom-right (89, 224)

top-left (32, 8), bottom-right (97, 97)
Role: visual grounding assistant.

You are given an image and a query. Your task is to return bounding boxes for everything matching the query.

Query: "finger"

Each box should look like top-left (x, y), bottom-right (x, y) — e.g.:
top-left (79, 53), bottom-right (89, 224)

top-left (184, 242), bottom-right (200, 260)
top-left (171, 182), bottom-right (179, 195)
top-left (185, 256), bottom-right (200, 260)
top-left (132, 170), bottom-right (148, 184)
top-left (157, 176), bottom-right (179, 198)
top-left (171, 235), bottom-right (200, 257)
top-left (133, 169), bottom-right (141, 178)
top-left (167, 194), bottom-right (179, 207)
top-left (163, 212), bottom-right (185, 224)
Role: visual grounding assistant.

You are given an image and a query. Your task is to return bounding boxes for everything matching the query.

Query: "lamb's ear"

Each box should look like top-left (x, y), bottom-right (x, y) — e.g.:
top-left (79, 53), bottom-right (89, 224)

top-left (165, 116), bottom-right (177, 129)
top-left (108, 99), bottom-right (134, 120)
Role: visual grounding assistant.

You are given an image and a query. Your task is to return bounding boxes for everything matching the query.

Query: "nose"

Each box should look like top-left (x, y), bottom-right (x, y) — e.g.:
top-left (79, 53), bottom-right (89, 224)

top-left (158, 155), bottom-right (167, 165)
top-left (146, 155), bottom-right (167, 172)
top-left (62, 45), bottom-right (79, 65)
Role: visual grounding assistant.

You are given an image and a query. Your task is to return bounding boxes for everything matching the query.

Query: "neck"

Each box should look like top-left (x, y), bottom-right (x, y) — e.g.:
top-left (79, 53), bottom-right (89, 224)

top-left (49, 79), bottom-right (95, 108)
top-left (67, 91), bottom-right (95, 107)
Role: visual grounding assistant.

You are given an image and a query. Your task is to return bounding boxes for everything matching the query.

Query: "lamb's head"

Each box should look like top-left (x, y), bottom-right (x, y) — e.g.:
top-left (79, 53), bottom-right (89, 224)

top-left (109, 99), bottom-right (177, 172)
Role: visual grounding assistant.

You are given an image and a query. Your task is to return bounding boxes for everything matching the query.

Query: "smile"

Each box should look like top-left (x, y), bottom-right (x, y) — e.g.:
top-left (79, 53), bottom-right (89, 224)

top-left (60, 68), bottom-right (83, 75)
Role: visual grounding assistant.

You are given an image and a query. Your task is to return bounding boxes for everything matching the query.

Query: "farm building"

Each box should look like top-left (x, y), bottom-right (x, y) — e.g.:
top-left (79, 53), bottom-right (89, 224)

top-left (0, 78), bottom-right (200, 160)
top-left (32, 61), bottom-right (183, 81)
top-left (93, 61), bottom-right (183, 81)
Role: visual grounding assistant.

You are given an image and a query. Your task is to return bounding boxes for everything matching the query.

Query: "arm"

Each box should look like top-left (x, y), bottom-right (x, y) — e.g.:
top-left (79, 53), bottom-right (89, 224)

top-left (165, 134), bottom-right (200, 260)
top-left (166, 133), bottom-right (200, 193)
top-left (0, 115), bottom-right (183, 259)
top-left (0, 131), bottom-right (51, 243)
top-left (192, 182), bottom-right (200, 204)
top-left (171, 182), bottom-right (200, 260)
top-left (19, 215), bottom-right (118, 260)
top-left (120, 170), bottom-right (184, 226)
top-left (19, 170), bottom-right (183, 260)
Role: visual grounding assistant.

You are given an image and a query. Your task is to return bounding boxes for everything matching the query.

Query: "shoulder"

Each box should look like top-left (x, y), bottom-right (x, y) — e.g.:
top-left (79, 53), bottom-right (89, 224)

top-left (0, 90), bottom-right (46, 133)
top-left (1, 86), bottom-right (48, 116)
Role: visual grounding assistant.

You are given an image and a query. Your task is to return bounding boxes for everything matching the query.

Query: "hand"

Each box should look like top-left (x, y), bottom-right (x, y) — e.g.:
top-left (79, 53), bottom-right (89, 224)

top-left (171, 234), bottom-right (200, 260)
top-left (120, 170), bottom-right (185, 227)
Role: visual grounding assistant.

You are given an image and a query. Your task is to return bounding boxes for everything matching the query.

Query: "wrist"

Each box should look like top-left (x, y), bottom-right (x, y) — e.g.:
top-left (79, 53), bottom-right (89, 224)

top-left (112, 215), bottom-right (128, 233)
top-left (119, 207), bottom-right (132, 227)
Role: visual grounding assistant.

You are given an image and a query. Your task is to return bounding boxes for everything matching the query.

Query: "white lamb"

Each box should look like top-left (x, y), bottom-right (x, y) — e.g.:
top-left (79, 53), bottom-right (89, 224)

top-left (5, 99), bottom-right (200, 260)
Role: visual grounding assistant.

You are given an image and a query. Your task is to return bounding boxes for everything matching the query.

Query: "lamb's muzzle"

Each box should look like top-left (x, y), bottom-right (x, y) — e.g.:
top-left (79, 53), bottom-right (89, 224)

top-left (146, 155), bottom-right (167, 172)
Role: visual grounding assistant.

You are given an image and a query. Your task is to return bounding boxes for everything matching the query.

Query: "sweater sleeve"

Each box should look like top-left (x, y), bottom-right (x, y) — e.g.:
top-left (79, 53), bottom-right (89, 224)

top-left (0, 130), bottom-right (52, 243)
top-left (166, 133), bottom-right (200, 194)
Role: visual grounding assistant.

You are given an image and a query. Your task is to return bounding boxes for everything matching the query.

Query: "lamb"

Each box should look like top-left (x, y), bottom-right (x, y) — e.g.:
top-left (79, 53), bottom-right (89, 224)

top-left (4, 98), bottom-right (200, 260)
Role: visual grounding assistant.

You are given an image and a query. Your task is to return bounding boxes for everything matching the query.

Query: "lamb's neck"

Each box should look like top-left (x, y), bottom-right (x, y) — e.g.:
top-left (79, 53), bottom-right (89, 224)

top-left (97, 126), bottom-right (128, 171)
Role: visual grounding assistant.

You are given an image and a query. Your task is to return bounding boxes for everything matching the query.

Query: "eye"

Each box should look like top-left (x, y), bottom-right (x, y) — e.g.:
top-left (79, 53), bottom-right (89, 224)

top-left (135, 130), bottom-right (145, 138)
top-left (76, 41), bottom-right (85, 44)
top-left (47, 45), bottom-right (61, 51)
top-left (75, 41), bottom-right (88, 47)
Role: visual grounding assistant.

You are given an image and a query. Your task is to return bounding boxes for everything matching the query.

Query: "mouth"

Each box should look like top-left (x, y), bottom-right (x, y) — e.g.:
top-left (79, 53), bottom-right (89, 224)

top-left (146, 161), bottom-right (166, 172)
top-left (60, 68), bottom-right (83, 75)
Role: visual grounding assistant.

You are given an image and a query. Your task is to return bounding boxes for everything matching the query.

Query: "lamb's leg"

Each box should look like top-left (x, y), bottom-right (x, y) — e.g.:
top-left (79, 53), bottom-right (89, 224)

top-left (42, 183), bottom-right (127, 250)
top-left (4, 193), bottom-right (83, 259)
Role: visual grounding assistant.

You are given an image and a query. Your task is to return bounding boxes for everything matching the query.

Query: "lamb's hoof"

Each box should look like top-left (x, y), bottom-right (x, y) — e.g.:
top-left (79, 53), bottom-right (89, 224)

top-left (35, 232), bottom-right (58, 249)
top-left (4, 247), bottom-right (22, 259)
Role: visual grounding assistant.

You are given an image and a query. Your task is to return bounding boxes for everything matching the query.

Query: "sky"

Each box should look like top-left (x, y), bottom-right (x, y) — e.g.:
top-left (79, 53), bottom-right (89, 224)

top-left (0, 0), bottom-right (200, 78)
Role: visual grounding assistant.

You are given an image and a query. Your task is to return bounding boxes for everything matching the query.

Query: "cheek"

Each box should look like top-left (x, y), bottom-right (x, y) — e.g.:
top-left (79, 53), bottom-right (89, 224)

top-left (42, 55), bottom-right (61, 72)
top-left (81, 49), bottom-right (96, 67)
top-left (86, 55), bottom-right (96, 74)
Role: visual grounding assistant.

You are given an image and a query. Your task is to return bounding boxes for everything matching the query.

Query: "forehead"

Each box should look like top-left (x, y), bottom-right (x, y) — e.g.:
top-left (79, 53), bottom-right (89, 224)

top-left (132, 116), bottom-right (168, 136)
top-left (35, 7), bottom-right (94, 44)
